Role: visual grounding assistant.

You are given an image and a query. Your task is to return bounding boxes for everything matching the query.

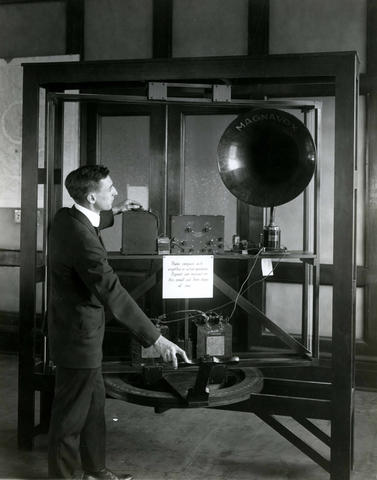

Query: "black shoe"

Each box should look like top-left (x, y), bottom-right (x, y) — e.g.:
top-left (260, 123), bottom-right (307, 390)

top-left (82, 468), bottom-right (133, 480)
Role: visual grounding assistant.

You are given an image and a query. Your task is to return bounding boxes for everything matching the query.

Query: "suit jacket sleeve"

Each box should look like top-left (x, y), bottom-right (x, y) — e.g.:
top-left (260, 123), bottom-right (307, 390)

top-left (74, 226), bottom-right (160, 347)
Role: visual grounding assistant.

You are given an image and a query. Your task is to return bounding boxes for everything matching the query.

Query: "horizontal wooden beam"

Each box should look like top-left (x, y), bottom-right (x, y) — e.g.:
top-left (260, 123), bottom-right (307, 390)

top-left (269, 263), bottom-right (366, 287)
top-left (0, 250), bottom-right (21, 266)
top-left (0, 0), bottom-right (56, 3)
top-left (250, 393), bottom-right (331, 418)
top-left (23, 52), bottom-right (356, 89)
top-left (216, 393), bottom-right (331, 419)
top-left (0, 250), bottom-right (43, 267)
top-left (1, 249), bottom-right (366, 288)
top-left (262, 378), bottom-right (331, 399)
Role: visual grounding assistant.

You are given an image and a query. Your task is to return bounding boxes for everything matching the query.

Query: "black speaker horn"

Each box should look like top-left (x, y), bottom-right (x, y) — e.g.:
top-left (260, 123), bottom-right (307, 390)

top-left (217, 108), bottom-right (316, 208)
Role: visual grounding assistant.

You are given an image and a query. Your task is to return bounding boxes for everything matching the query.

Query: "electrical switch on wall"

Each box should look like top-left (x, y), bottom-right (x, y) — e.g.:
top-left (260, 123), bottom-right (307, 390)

top-left (14, 209), bottom-right (21, 223)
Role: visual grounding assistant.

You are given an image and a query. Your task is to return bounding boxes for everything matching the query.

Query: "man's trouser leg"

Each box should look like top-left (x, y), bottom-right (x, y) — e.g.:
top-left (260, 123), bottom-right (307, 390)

top-left (48, 366), bottom-right (106, 478)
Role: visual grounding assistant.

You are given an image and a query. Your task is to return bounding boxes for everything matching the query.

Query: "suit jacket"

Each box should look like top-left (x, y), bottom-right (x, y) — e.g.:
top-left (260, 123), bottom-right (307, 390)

top-left (47, 206), bottom-right (160, 368)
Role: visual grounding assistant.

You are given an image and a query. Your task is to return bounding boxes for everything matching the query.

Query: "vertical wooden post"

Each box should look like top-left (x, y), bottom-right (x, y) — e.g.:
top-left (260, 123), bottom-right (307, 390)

top-left (245, 0), bottom-right (270, 347)
top-left (18, 69), bottom-right (40, 449)
top-left (166, 106), bottom-right (183, 222)
top-left (312, 107), bottom-right (321, 358)
top-left (150, 106), bottom-right (168, 234)
top-left (331, 55), bottom-right (358, 480)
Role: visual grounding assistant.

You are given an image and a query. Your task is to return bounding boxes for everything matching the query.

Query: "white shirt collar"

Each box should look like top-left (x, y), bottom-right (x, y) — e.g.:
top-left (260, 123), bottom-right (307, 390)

top-left (74, 203), bottom-right (100, 227)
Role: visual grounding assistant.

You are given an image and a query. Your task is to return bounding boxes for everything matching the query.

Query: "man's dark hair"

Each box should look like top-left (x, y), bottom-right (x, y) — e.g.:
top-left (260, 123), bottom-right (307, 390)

top-left (65, 165), bottom-right (110, 203)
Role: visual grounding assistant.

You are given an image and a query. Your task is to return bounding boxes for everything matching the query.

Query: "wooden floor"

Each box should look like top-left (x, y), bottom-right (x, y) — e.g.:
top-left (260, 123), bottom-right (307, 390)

top-left (1, 353), bottom-right (377, 480)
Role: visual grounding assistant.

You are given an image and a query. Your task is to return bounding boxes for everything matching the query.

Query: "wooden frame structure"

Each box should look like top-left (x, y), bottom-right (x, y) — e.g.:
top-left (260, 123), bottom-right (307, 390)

top-left (18, 52), bottom-right (358, 480)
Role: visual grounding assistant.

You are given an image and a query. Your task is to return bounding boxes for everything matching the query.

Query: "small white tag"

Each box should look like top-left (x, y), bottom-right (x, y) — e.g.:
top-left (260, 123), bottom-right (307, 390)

top-left (162, 255), bottom-right (214, 299)
top-left (261, 258), bottom-right (273, 276)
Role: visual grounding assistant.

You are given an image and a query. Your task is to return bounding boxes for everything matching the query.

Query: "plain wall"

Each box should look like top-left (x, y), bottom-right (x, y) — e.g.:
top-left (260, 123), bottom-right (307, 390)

top-left (0, 1), bottom-right (66, 59)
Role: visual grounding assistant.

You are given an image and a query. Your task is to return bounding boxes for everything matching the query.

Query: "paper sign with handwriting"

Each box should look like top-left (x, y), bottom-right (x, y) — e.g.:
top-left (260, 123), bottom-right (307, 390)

top-left (162, 255), bottom-right (214, 299)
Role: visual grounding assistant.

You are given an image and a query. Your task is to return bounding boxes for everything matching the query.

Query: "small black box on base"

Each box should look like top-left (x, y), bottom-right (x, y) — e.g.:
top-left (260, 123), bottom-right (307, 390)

top-left (121, 210), bottom-right (158, 255)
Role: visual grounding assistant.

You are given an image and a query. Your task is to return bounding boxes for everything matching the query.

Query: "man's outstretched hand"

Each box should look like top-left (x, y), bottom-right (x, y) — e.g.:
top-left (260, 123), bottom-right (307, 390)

top-left (153, 335), bottom-right (191, 369)
top-left (112, 199), bottom-right (142, 215)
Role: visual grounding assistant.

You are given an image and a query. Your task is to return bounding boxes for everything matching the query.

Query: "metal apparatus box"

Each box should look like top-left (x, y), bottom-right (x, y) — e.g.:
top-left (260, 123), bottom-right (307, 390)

top-left (121, 210), bottom-right (158, 255)
top-left (170, 215), bottom-right (225, 254)
top-left (195, 314), bottom-right (232, 359)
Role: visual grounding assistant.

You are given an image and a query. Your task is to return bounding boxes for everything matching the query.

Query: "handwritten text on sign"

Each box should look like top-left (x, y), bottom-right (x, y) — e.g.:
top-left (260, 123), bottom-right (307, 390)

top-left (162, 255), bottom-right (214, 299)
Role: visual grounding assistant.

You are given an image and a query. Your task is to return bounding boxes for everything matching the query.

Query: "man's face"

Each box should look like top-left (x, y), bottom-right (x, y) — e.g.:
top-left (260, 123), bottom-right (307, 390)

top-left (92, 175), bottom-right (118, 211)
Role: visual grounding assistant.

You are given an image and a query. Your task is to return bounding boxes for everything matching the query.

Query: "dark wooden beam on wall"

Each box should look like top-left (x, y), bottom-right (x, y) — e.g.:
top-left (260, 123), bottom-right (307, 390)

top-left (152, 0), bottom-right (173, 58)
top-left (80, 103), bottom-right (99, 165)
top-left (367, 0), bottom-right (377, 76)
top-left (248, 0), bottom-right (269, 55)
top-left (0, 0), bottom-right (85, 58)
top-left (0, 0), bottom-right (54, 3)
top-left (366, 91), bottom-right (377, 343)
top-left (365, 0), bottom-right (377, 347)
top-left (65, 0), bottom-right (84, 59)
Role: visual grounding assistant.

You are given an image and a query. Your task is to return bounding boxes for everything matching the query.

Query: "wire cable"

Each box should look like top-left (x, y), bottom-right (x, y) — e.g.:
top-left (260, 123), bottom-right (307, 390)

top-left (157, 309), bottom-right (207, 324)
top-left (155, 251), bottom-right (285, 325)
top-left (228, 247), bottom-right (264, 320)
top-left (170, 240), bottom-right (185, 251)
top-left (206, 252), bottom-right (285, 318)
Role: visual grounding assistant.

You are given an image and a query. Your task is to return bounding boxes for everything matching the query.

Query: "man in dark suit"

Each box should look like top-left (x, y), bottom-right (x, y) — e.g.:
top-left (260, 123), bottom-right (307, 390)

top-left (47, 165), bottom-right (190, 480)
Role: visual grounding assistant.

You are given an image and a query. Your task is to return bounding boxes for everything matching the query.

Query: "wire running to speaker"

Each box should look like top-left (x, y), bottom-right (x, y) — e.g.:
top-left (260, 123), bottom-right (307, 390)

top-left (228, 247), bottom-right (264, 320)
top-left (155, 249), bottom-right (284, 325)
